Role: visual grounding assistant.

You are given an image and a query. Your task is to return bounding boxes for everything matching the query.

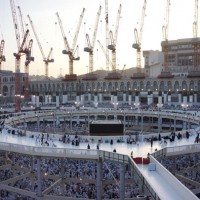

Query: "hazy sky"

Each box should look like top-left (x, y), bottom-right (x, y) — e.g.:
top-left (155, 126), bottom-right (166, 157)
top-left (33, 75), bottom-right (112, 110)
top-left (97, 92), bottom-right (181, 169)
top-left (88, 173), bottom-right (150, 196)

top-left (0, 0), bottom-right (196, 77)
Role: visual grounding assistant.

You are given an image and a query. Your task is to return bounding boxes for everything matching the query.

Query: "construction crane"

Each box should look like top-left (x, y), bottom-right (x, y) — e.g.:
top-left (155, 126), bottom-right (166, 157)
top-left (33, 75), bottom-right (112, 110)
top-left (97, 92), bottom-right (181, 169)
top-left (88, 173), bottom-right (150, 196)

top-left (132, 0), bottom-right (147, 74)
top-left (193, 0), bottom-right (199, 71)
top-left (0, 40), bottom-right (6, 96)
top-left (0, 40), bottom-right (6, 71)
top-left (24, 39), bottom-right (34, 102)
top-left (97, 40), bottom-right (113, 68)
top-left (10, 0), bottom-right (30, 112)
top-left (17, 7), bottom-right (34, 102)
top-left (84, 6), bottom-right (101, 74)
top-left (27, 15), bottom-right (54, 78)
top-left (162, 0), bottom-right (170, 72)
top-left (108, 4), bottom-right (122, 73)
top-left (56, 8), bottom-right (85, 81)
top-left (105, 0), bottom-right (109, 71)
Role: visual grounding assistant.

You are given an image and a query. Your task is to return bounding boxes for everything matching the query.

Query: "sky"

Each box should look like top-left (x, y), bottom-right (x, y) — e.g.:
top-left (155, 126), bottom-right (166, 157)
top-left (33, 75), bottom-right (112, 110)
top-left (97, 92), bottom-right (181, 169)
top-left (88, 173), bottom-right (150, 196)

top-left (0, 0), bottom-right (196, 77)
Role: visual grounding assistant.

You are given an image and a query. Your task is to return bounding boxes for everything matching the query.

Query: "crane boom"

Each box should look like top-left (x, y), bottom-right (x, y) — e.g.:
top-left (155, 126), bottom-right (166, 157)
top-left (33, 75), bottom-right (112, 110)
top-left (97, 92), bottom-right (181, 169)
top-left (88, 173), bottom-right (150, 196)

top-left (132, 0), bottom-right (147, 73)
top-left (114, 4), bottom-right (122, 44)
top-left (10, 0), bottom-right (20, 51)
top-left (57, 9), bottom-right (85, 77)
top-left (163, 0), bottom-right (170, 72)
top-left (72, 8), bottom-right (85, 51)
top-left (84, 6), bottom-right (101, 74)
top-left (27, 15), bottom-right (46, 59)
top-left (17, 6), bottom-right (25, 38)
top-left (107, 4), bottom-right (122, 73)
top-left (56, 12), bottom-right (71, 53)
top-left (91, 6), bottom-right (101, 48)
top-left (105, 0), bottom-right (109, 71)
top-left (97, 40), bottom-right (113, 68)
top-left (0, 40), bottom-right (5, 65)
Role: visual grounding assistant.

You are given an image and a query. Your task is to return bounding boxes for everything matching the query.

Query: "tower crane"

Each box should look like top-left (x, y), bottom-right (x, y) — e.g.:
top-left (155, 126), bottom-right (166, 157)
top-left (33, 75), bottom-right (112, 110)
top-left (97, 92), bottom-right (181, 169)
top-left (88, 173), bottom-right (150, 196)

top-left (10, 0), bottom-right (31, 112)
top-left (17, 7), bottom-right (34, 102)
top-left (56, 8), bottom-right (85, 81)
top-left (0, 40), bottom-right (6, 71)
top-left (107, 4), bottom-right (122, 73)
top-left (84, 6), bottom-right (101, 75)
top-left (97, 40), bottom-right (113, 68)
top-left (0, 40), bottom-right (6, 96)
top-left (158, 0), bottom-right (173, 78)
top-left (27, 15), bottom-right (54, 78)
top-left (193, 0), bottom-right (199, 71)
top-left (132, 0), bottom-right (147, 76)
top-left (105, 0), bottom-right (110, 71)
top-left (24, 39), bottom-right (34, 102)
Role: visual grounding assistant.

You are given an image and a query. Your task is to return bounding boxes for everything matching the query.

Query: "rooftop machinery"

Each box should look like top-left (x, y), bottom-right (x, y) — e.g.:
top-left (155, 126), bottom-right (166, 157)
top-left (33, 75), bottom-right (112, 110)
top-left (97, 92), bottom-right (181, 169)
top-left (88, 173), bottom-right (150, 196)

top-left (27, 15), bottom-right (54, 79)
top-left (10, 0), bottom-right (33, 112)
top-left (105, 4), bottom-right (122, 80)
top-left (56, 8), bottom-right (85, 81)
top-left (131, 0), bottom-right (147, 79)
top-left (83, 6), bottom-right (102, 81)
top-left (188, 0), bottom-right (200, 77)
top-left (158, 0), bottom-right (174, 78)
top-left (0, 40), bottom-right (6, 96)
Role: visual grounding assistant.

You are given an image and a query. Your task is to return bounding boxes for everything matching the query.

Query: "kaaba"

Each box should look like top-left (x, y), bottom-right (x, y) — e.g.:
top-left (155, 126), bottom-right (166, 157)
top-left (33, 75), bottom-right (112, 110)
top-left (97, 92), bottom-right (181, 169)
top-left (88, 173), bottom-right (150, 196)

top-left (89, 120), bottom-right (124, 136)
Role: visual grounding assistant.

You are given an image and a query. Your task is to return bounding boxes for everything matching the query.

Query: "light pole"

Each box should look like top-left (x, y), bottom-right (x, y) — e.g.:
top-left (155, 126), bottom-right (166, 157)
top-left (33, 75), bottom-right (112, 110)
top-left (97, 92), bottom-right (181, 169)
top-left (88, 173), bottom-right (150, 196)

top-left (157, 103), bottom-right (163, 134)
top-left (181, 103), bottom-right (188, 111)
top-left (134, 102), bottom-right (140, 110)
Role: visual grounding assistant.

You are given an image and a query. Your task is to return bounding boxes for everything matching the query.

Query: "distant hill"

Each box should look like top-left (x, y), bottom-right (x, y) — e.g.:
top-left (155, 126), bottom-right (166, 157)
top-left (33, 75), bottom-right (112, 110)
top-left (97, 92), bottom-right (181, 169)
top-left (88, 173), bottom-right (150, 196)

top-left (29, 67), bottom-right (145, 80)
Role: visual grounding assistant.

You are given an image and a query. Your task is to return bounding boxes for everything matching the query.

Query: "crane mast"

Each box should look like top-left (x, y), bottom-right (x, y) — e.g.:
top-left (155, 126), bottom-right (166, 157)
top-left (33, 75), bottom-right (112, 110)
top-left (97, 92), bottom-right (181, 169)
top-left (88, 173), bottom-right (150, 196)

top-left (108, 4), bottom-right (122, 73)
top-left (27, 15), bottom-right (54, 78)
top-left (105, 0), bottom-right (109, 71)
top-left (84, 6), bottom-right (101, 74)
top-left (193, 0), bottom-right (199, 71)
top-left (0, 40), bottom-right (6, 96)
top-left (132, 0), bottom-right (147, 74)
top-left (24, 39), bottom-right (34, 102)
top-left (0, 40), bottom-right (5, 70)
top-left (163, 0), bottom-right (170, 72)
top-left (56, 9), bottom-right (85, 80)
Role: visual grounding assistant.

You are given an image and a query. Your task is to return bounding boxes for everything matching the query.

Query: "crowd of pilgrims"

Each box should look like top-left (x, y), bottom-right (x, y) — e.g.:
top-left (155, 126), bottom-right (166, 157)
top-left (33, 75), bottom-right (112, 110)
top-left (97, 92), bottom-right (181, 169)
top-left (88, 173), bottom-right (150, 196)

top-left (0, 152), bottom-right (140, 199)
top-left (158, 153), bottom-right (200, 197)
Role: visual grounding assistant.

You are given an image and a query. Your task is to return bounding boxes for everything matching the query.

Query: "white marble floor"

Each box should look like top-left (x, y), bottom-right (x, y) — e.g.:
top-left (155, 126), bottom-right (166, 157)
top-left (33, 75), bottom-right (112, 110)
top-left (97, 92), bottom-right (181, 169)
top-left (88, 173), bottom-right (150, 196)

top-left (0, 130), bottom-right (197, 157)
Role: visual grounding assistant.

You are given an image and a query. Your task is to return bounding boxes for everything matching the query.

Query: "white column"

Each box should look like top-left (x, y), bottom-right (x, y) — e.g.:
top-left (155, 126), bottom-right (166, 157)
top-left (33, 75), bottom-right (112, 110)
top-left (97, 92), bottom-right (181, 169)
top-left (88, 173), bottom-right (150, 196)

top-left (56, 96), bottom-right (59, 108)
top-left (98, 93), bottom-right (102, 103)
top-left (111, 94), bottom-right (114, 104)
top-left (178, 93), bottom-right (182, 104)
top-left (94, 95), bottom-right (98, 107)
top-left (158, 95), bottom-right (162, 105)
top-left (194, 93), bottom-right (197, 104)
top-left (123, 93), bottom-right (126, 103)
top-left (88, 93), bottom-right (91, 101)
top-left (32, 95), bottom-right (36, 105)
top-left (189, 94), bottom-right (193, 103)
top-left (164, 92), bottom-right (167, 104)
top-left (167, 94), bottom-right (171, 105)
top-left (62, 94), bottom-right (67, 104)
top-left (147, 93), bottom-right (152, 105)
top-left (48, 95), bottom-right (52, 104)
top-left (128, 94), bottom-right (132, 106)
top-left (81, 94), bottom-right (84, 105)
top-left (183, 95), bottom-right (187, 104)
top-left (113, 95), bottom-right (118, 109)
top-left (36, 96), bottom-right (39, 108)
top-left (45, 95), bottom-right (48, 104)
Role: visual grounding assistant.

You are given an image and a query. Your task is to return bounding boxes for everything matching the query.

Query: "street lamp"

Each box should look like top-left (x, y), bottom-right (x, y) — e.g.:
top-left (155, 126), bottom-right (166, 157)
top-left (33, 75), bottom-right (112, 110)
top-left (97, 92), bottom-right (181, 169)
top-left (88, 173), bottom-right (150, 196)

top-left (113, 102), bottom-right (118, 109)
top-left (157, 103), bottom-right (163, 111)
top-left (181, 103), bottom-right (188, 111)
top-left (134, 102), bottom-right (140, 110)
